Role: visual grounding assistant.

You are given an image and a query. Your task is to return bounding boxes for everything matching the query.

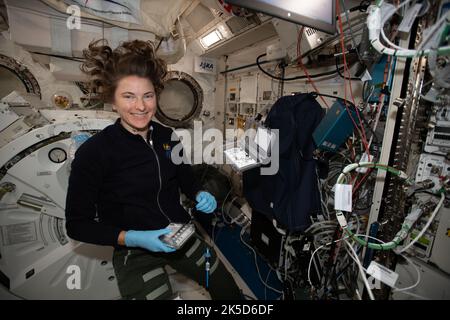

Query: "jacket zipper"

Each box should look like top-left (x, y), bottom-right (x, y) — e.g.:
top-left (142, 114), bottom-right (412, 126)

top-left (144, 130), bottom-right (171, 224)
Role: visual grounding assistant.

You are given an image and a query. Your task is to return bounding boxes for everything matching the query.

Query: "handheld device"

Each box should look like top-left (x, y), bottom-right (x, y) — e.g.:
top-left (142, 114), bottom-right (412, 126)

top-left (160, 223), bottom-right (195, 249)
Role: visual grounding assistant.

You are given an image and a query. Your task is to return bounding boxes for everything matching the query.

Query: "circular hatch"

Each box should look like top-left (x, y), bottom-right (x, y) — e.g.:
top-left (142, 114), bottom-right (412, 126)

top-left (156, 71), bottom-right (203, 128)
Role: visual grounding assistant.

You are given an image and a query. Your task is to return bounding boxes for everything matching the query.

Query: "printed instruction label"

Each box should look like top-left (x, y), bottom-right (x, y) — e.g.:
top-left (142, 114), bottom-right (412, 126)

top-left (334, 184), bottom-right (353, 212)
top-left (367, 260), bottom-right (399, 288)
top-left (1, 222), bottom-right (37, 245)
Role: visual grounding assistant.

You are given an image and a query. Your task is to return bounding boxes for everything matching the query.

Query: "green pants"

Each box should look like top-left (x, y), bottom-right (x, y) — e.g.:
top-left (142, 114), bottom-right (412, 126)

top-left (113, 233), bottom-right (242, 300)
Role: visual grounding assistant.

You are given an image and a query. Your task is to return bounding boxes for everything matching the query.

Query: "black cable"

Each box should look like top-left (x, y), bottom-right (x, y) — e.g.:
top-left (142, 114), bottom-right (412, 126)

top-left (350, 0), bottom-right (371, 12)
top-left (0, 10), bottom-right (8, 25)
top-left (155, 38), bottom-right (164, 52)
top-left (75, 82), bottom-right (90, 95)
top-left (335, 55), bottom-right (360, 81)
top-left (321, 225), bottom-right (343, 297)
top-left (30, 51), bottom-right (84, 62)
top-left (309, 92), bottom-right (356, 108)
top-left (256, 53), bottom-right (342, 81)
top-left (334, 44), bottom-right (360, 81)
top-left (359, 0), bottom-right (371, 12)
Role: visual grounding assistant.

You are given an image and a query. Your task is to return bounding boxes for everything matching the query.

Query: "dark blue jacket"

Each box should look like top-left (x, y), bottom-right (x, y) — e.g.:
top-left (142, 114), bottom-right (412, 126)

top-left (243, 93), bottom-right (324, 232)
top-left (65, 119), bottom-right (201, 246)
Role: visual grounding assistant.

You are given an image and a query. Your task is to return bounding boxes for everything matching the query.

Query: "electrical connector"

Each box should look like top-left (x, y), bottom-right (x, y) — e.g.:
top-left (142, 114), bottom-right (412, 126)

top-left (398, 170), bottom-right (409, 180)
top-left (336, 211), bottom-right (348, 228)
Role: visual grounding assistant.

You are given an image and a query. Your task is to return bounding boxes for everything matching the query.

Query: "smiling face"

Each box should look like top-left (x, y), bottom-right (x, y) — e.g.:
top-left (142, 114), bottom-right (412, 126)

top-left (113, 75), bottom-right (157, 137)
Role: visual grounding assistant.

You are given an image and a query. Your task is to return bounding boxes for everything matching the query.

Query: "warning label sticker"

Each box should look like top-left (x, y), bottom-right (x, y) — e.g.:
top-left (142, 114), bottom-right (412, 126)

top-left (1, 222), bottom-right (37, 246)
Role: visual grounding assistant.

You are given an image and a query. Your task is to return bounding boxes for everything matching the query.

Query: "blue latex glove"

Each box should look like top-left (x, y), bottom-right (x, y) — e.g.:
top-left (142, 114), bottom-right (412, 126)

top-left (124, 229), bottom-right (176, 253)
top-left (195, 191), bottom-right (217, 214)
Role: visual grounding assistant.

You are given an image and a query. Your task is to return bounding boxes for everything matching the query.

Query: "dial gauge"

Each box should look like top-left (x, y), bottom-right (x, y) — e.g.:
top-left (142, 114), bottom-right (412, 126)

top-left (48, 147), bottom-right (67, 163)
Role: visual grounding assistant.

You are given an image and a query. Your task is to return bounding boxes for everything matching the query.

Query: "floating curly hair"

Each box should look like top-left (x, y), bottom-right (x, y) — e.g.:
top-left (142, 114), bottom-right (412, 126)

top-left (81, 39), bottom-right (167, 103)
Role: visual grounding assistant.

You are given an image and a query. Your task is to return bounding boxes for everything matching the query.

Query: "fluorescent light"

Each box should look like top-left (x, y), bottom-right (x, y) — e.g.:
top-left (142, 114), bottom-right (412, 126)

top-left (200, 29), bottom-right (223, 48)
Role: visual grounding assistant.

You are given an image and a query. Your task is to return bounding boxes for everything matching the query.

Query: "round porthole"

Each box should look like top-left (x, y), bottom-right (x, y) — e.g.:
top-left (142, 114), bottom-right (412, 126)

top-left (0, 54), bottom-right (41, 99)
top-left (156, 71), bottom-right (203, 128)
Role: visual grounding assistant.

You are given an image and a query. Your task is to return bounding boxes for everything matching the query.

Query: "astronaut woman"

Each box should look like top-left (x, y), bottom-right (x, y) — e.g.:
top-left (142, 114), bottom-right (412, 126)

top-left (65, 39), bottom-right (241, 300)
